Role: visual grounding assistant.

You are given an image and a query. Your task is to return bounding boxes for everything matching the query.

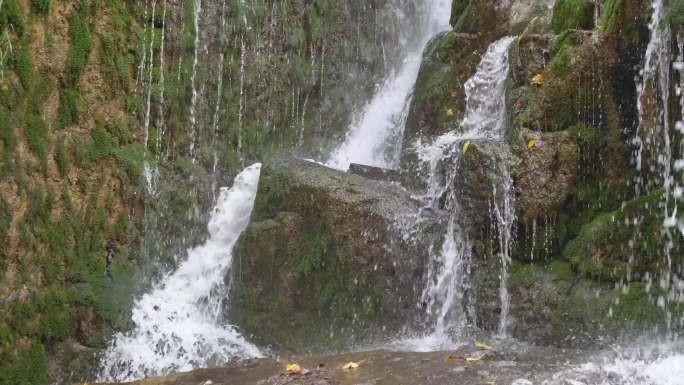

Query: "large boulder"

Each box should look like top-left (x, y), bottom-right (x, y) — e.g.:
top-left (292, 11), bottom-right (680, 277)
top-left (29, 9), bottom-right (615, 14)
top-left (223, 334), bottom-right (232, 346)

top-left (510, 129), bottom-right (578, 224)
top-left (228, 156), bottom-right (441, 352)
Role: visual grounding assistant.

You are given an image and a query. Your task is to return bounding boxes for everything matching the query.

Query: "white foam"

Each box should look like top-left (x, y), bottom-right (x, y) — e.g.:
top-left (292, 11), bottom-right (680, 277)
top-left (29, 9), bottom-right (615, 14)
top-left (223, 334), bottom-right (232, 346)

top-left (98, 164), bottom-right (264, 382)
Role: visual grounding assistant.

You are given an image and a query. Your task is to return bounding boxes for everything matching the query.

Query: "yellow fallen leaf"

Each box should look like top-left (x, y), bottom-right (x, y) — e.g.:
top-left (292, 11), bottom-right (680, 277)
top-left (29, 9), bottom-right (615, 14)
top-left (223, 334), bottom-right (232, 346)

top-left (285, 363), bottom-right (302, 374)
top-left (463, 140), bottom-right (471, 154)
top-left (475, 341), bottom-right (492, 350)
top-left (487, 381), bottom-right (497, 385)
top-left (342, 361), bottom-right (361, 370)
top-left (527, 139), bottom-right (537, 150)
top-left (531, 68), bottom-right (549, 85)
top-left (465, 351), bottom-right (488, 363)
top-left (447, 354), bottom-right (458, 363)
top-left (446, 108), bottom-right (455, 117)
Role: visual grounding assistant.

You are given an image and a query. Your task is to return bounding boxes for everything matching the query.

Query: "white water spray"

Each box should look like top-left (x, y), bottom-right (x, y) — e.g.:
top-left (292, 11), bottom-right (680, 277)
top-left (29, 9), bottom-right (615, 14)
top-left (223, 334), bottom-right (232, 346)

top-left (394, 37), bottom-right (516, 351)
top-left (544, 341), bottom-right (684, 385)
top-left (326, 0), bottom-right (452, 170)
top-left (98, 164), bottom-right (263, 382)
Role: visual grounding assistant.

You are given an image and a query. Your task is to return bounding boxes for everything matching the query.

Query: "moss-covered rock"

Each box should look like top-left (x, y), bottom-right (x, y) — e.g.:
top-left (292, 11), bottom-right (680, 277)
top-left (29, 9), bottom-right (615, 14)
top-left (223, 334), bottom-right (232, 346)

top-left (230, 156), bottom-right (439, 352)
top-left (671, 0), bottom-right (684, 30)
top-left (402, 33), bottom-right (480, 147)
top-left (495, 259), bottom-right (676, 346)
top-left (551, 0), bottom-right (594, 34)
top-left (564, 192), bottom-right (681, 282)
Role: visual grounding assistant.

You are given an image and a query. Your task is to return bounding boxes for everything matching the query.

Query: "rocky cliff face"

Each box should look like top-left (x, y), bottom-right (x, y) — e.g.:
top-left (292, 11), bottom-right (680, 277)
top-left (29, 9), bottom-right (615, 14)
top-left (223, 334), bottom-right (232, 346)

top-left (0, 1), bottom-right (145, 383)
top-left (230, 0), bottom-right (684, 353)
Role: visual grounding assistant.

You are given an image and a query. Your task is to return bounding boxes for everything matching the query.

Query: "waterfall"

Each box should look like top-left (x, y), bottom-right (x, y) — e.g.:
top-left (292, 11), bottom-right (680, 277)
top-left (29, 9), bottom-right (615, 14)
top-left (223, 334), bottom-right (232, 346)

top-left (326, 0), bottom-right (452, 170)
top-left (632, 0), bottom-right (684, 331)
top-left (394, 37), bottom-right (517, 351)
top-left (98, 164), bottom-right (263, 382)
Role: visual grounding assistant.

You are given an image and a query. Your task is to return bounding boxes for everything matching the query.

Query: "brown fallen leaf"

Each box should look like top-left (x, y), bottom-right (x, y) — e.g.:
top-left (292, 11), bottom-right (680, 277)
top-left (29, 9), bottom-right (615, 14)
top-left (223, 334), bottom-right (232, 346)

top-left (450, 90), bottom-right (460, 99)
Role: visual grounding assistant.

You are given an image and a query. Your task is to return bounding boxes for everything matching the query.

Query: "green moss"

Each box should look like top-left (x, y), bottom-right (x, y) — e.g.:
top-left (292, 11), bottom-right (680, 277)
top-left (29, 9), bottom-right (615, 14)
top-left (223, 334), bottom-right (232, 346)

top-left (89, 124), bottom-right (116, 161)
top-left (30, 0), bottom-right (50, 14)
top-left (99, 32), bottom-right (131, 93)
top-left (0, 198), bottom-right (10, 260)
top-left (0, 338), bottom-right (48, 385)
top-left (547, 259), bottom-right (574, 282)
top-left (252, 166), bottom-right (295, 221)
top-left (671, 0), bottom-right (684, 30)
top-left (450, 0), bottom-right (469, 28)
top-left (12, 44), bottom-right (33, 89)
top-left (114, 142), bottom-right (146, 178)
top-left (23, 113), bottom-right (48, 172)
top-left (599, 0), bottom-right (623, 30)
top-left (64, 8), bottom-right (92, 85)
top-left (57, 87), bottom-right (80, 128)
top-left (37, 288), bottom-right (71, 341)
top-left (552, 0), bottom-right (594, 33)
top-left (508, 261), bottom-right (541, 287)
top-left (54, 138), bottom-right (69, 176)
top-left (0, 0), bottom-right (24, 36)
top-left (295, 225), bottom-right (330, 278)
top-left (549, 31), bottom-right (580, 77)
top-left (611, 283), bottom-right (664, 327)
top-left (564, 192), bottom-right (665, 281)
top-left (0, 107), bottom-right (16, 151)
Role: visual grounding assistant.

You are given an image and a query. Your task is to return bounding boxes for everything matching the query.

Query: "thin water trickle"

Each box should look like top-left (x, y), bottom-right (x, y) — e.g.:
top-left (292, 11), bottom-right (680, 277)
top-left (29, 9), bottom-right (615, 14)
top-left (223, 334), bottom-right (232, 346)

top-left (188, 0), bottom-right (202, 161)
top-left (98, 165), bottom-right (264, 382)
top-left (143, 0), bottom-right (157, 194)
top-left (157, 0), bottom-right (167, 158)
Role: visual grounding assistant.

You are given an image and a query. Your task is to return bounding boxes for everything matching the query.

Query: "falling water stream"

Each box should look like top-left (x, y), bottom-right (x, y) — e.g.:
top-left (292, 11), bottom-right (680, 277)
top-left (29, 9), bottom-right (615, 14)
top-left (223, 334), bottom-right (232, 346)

top-left (326, 0), bottom-right (452, 170)
top-left (392, 36), bottom-right (517, 351)
top-left (98, 165), bottom-right (263, 382)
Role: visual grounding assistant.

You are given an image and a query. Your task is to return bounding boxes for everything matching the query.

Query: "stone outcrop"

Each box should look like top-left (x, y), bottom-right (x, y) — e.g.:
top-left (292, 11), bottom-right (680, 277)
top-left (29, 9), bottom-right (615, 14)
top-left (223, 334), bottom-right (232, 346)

top-left (229, 156), bottom-right (440, 352)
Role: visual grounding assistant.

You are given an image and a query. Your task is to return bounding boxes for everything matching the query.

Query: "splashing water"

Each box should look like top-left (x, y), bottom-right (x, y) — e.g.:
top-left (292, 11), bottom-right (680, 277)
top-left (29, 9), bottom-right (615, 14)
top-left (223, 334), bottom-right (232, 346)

top-left (393, 37), bottom-right (517, 351)
top-left (631, 0), bottom-right (684, 331)
top-left (98, 164), bottom-right (263, 382)
top-left (544, 341), bottom-right (684, 385)
top-left (326, 0), bottom-right (452, 170)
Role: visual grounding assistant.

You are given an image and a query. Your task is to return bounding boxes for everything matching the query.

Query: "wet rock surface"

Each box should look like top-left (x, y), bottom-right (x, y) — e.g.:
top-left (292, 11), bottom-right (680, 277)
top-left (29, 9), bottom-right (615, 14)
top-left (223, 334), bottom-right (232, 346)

top-left (229, 156), bottom-right (442, 352)
top-left (110, 346), bottom-right (571, 385)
